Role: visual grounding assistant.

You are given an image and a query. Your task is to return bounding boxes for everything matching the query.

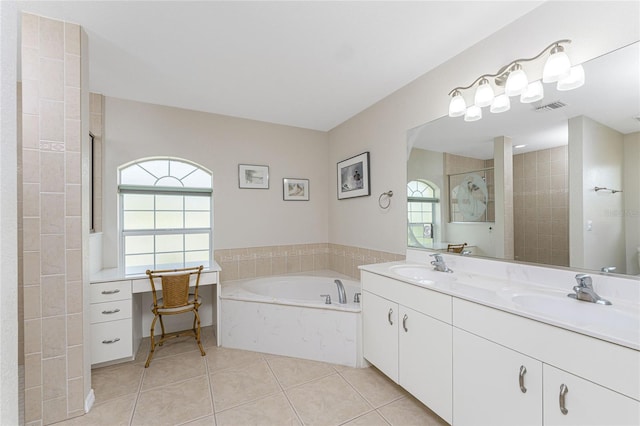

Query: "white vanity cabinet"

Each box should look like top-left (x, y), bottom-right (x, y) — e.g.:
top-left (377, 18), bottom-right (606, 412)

top-left (361, 271), bottom-right (453, 424)
top-left (453, 328), bottom-right (543, 426)
top-left (89, 280), bottom-right (134, 364)
top-left (453, 298), bottom-right (640, 426)
top-left (543, 364), bottom-right (640, 426)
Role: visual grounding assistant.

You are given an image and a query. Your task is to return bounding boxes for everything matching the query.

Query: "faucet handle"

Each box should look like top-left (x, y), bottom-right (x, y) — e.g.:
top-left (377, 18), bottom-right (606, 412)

top-left (430, 253), bottom-right (443, 261)
top-left (354, 292), bottom-right (361, 303)
top-left (575, 274), bottom-right (592, 288)
top-left (320, 294), bottom-right (331, 304)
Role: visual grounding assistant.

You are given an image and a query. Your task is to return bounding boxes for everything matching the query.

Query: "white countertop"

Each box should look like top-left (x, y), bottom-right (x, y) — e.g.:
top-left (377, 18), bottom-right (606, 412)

top-left (360, 259), bottom-right (640, 351)
top-left (90, 261), bottom-right (222, 283)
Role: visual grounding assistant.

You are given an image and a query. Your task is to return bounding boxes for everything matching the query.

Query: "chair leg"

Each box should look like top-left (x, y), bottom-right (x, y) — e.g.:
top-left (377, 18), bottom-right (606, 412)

top-left (145, 314), bottom-right (158, 368)
top-left (193, 309), bottom-right (206, 356)
top-left (158, 314), bottom-right (166, 346)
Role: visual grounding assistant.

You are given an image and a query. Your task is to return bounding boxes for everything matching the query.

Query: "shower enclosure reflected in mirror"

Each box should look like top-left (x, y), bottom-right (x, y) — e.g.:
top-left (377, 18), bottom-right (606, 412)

top-left (407, 41), bottom-right (640, 276)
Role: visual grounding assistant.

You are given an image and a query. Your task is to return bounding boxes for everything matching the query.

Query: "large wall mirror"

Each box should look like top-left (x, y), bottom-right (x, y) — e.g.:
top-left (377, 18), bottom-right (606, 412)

top-left (407, 41), bottom-right (640, 276)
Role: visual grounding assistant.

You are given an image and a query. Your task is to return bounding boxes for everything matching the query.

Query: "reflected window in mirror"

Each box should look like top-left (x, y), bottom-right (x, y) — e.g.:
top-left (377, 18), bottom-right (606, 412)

top-left (408, 180), bottom-right (440, 249)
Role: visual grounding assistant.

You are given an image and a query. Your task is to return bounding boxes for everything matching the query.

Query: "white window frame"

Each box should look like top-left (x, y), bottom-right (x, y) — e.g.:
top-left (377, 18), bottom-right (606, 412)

top-left (118, 158), bottom-right (213, 275)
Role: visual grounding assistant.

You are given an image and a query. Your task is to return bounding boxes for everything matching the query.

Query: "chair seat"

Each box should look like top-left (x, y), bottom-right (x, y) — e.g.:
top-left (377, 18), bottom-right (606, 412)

top-left (153, 294), bottom-right (202, 313)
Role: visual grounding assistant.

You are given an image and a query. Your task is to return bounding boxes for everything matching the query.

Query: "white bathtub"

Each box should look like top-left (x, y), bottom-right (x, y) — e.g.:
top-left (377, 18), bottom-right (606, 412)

top-left (219, 273), bottom-right (365, 367)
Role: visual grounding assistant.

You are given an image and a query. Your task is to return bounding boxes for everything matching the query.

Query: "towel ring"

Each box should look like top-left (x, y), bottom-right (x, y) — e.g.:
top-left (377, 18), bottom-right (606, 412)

top-left (378, 191), bottom-right (393, 209)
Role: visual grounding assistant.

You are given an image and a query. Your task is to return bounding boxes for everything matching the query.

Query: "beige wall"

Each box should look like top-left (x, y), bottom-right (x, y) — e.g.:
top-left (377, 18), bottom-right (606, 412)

top-left (570, 116), bottom-right (625, 272)
top-left (327, 1), bottom-right (640, 256)
top-left (20, 13), bottom-right (89, 425)
top-left (623, 132), bottom-right (640, 275)
top-left (102, 97), bottom-right (330, 268)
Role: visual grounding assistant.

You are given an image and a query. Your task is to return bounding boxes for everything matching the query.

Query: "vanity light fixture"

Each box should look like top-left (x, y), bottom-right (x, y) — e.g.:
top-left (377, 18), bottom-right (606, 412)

top-left (448, 39), bottom-right (585, 121)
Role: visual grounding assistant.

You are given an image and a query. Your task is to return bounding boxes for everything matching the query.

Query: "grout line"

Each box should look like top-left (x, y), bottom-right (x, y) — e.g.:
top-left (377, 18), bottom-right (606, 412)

top-left (129, 364), bottom-right (146, 425)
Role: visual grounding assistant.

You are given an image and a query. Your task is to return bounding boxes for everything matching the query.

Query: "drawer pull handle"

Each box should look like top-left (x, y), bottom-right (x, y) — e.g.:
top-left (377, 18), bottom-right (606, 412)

top-left (101, 308), bottom-right (121, 315)
top-left (518, 365), bottom-right (527, 393)
top-left (402, 314), bottom-right (408, 332)
top-left (387, 308), bottom-right (393, 325)
top-left (101, 289), bottom-right (120, 295)
top-left (559, 383), bottom-right (569, 415)
top-left (102, 338), bottom-right (120, 345)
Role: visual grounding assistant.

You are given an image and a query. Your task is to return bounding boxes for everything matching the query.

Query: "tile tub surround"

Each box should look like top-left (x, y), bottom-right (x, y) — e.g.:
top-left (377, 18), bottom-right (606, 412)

top-left (53, 328), bottom-right (447, 426)
top-left (214, 243), bottom-right (404, 282)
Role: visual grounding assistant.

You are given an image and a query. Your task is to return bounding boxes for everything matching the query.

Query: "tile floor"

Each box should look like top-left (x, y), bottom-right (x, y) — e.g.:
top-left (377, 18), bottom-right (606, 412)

top-left (54, 327), bottom-right (449, 426)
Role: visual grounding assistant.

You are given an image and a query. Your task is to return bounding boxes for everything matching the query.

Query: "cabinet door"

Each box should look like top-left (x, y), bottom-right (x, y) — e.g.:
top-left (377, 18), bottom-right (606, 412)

top-left (453, 328), bottom-right (542, 426)
top-left (399, 306), bottom-right (452, 424)
top-left (543, 364), bottom-right (640, 426)
top-left (362, 290), bottom-right (399, 382)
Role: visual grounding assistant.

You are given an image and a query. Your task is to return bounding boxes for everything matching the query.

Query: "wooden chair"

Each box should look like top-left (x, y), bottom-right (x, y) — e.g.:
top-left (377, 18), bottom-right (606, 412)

top-left (447, 243), bottom-right (468, 253)
top-left (144, 265), bottom-right (205, 367)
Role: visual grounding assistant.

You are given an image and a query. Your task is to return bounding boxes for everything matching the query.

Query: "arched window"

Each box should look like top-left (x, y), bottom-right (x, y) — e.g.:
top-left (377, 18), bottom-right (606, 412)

top-left (119, 158), bottom-right (212, 275)
top-left (407, 180), bottom-right (439, 248)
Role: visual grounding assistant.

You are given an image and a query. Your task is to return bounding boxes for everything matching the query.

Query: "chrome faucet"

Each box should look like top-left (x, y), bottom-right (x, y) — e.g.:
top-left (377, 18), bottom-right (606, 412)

top-left (430, 253), bottom-right (453, 273)
top-left (334, 279), bottom-right (347, 304)
top-left (600, 266), bottom-right (616, 273)
top-left (567, 274), bottom-right (611, 305)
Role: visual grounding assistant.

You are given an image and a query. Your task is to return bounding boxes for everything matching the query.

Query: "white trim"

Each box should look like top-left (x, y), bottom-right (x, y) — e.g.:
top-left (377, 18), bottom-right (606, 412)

top-left (84, 388), bottom-right (95, 413)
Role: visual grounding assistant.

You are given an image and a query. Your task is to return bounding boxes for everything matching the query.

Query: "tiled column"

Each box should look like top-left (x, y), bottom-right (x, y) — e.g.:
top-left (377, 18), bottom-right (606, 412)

top-left (21, 13), bottom-right (87, 425)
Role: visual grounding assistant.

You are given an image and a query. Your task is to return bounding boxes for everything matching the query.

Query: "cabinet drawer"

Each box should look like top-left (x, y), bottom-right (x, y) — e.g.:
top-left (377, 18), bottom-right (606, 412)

top-left (91, 319), bottom-right (132, 364)
top-left (90, 280), bottom-right (131, 303)
top-left (362, 271), bottom-right (451, 323)
top-left (90, 300), bottom-right (132, 324)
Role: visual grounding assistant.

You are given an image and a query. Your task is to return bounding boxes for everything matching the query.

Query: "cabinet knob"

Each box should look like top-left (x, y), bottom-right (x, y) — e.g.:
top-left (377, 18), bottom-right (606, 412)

top-left (559, 383), bottom-right (569, 415)
top-left (518, 365), bottom-right (527, 393)
top-left (388, 308), bottom-right (393, 325)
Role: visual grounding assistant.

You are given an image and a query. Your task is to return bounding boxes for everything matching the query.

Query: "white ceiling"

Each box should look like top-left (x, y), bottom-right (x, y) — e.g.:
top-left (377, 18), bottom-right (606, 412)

top-left (17, 1), bottom-right (544, 131)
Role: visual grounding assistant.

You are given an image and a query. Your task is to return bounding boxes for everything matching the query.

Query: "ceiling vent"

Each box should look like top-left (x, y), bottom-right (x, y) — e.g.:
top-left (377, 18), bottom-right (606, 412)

top-left (534, 101), bottom-right (567, 112)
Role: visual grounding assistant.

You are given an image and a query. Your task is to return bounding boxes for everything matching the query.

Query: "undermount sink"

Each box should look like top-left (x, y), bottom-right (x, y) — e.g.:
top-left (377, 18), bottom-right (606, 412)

top-left (509, 292), bottom-right (640, 333)
top-left (389, 265), bottom-right (435, 285)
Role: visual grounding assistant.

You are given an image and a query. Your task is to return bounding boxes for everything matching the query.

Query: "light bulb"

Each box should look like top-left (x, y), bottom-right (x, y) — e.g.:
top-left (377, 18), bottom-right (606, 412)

top-left (520, 80), bottom-right (544, 103)
top-left (490, 94), bottom-right (510, 113)
top-left (474, 78), bottom-right (494, 108)
top-left (464, 105), bottom-right (482, 122)
top-left (505, 64), bottom-right (529, 96)
top-left (448, 90), bottom-right (466, 117)
top-left (543, 44), bottom-right (571, 83)
top-left (557, 64), bottom-right (585, 91)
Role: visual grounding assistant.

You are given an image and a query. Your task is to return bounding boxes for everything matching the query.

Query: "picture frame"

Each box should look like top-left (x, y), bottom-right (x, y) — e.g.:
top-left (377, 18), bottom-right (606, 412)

top-left (238, 164), bottom-right (269, 189)
top-left (283, 178), bottom-right (310, 201)
top-left (337, 151), bottom-right (370, 200)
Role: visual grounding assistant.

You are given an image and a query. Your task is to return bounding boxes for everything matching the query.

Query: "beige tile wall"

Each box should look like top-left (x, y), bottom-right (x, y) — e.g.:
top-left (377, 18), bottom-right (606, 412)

top-left (21, 13), bottom-right (86, 425)
top-left (514, 146), bottom-right (569, 267)
top-left (214, 243), bottom-right (404, 282)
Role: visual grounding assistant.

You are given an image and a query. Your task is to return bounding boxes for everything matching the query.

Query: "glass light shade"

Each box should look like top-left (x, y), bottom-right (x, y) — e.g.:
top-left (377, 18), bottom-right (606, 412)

top-left (505, 66), bottom-right (529, 96)
top-left (557, 64), bottom-right (585, 91)
top-left (490, 94), bottom-right (510, 113)
top-left (543, 47), bottom-right (571, 83)
top-left (464, 105), bottom-right (482, 122)
top-left (474, 78), bottom-right (494, 107)
top-left (448, 92), bottom-right (467, 117)
top-left (520, 80), bottom-right (544, 103)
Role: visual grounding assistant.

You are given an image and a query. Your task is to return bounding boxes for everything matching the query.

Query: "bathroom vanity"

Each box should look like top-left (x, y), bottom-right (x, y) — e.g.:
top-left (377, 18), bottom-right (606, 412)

top-left (360, 252), bottom-right (639, 426)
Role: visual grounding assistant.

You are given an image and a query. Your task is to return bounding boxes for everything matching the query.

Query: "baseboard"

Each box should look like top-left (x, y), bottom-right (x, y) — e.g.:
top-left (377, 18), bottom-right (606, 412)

top-left (84, 388), bottom-right (95, 413)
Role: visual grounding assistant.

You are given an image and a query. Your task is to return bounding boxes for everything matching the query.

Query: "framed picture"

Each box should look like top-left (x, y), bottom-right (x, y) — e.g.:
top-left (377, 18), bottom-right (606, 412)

top-left (337, 151), bottom-right (370, 199)
top-left (238, 164), bottom-right (269, 189)
top-left (283, 178), bottom-right (309, 201)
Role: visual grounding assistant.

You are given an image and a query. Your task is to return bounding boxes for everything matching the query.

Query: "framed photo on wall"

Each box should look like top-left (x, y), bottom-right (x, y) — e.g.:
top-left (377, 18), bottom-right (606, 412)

top-left (238, 164), bottom-right (269, 189)
top-left (337, 151), bottom-right (370, 200)
top-left (283, 178), bottom-right (309, 201)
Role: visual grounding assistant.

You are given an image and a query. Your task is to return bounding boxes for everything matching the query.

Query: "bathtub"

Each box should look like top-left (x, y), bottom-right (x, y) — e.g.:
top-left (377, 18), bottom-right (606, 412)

top-left (219, 273), bottom-right (365, 367)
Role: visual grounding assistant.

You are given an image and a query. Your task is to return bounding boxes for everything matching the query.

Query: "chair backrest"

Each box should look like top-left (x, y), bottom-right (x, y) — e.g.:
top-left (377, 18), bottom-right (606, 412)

top-left (447, 243), bottom-right (467, 253)
top-left (146, 265), bottom-right (203, 309)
